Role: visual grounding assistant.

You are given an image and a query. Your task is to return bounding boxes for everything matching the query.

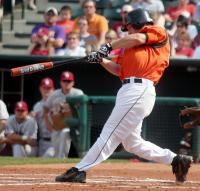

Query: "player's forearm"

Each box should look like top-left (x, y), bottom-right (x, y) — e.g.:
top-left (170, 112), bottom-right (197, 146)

top-left (100, 58), bottom-right (120, 76)
top-left (0, 119), bottom-right (7, 133)
top-left (6, 134), bottom-right (28, 145)
top-left (110, 33), bottom-right (146, 49)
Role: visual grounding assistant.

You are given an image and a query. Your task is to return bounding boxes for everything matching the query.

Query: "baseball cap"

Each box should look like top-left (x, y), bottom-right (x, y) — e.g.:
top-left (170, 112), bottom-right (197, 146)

top-left (121, 4), bottom-right (133, 13)
top-left (60, 71), bottom-right (74, 81)
top-left (45, 7), bottom-right (58, 15)
top-left (37, 27), bottom-right (49, 37)
top-left (15, 101), bottom-right (28, 111)
top-left (40, 77), bottom-right (54, 89)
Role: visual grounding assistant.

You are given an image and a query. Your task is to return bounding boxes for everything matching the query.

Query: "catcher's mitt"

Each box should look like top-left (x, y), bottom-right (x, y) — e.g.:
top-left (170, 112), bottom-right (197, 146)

top-left (49, 103), bottom-right (72, 131)
top-left (179, 106), bottom-right (200, 128)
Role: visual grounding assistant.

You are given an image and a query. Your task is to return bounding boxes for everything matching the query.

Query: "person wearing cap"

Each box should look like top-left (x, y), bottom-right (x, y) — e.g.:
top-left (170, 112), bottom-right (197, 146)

top-left (112, 4), bottom-right (133, 38)
top-left (30, 7), bottom-right (66, 55)
top-left (31, 78), bottom-right (55, 157)
top-left (3, 101), bottom-right (38, 157)
top-left (55, 9), bottom-right (192, 183)
top-left (44, 71), bottom-right (84, 158)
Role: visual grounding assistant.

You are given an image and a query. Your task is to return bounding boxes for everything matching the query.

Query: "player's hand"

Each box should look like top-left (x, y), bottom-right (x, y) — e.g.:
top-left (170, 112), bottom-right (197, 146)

top-left (98, 43), bottom-right (112, 57)
top-left (87, 43), bottom-right (112, 64)
top-left (87, 52), bottom-right (102, 64)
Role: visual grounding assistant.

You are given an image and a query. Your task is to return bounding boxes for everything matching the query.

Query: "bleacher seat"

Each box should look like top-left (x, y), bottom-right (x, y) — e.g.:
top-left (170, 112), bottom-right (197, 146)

top-left (103, 8), bottom-right (121, 21)
top-left (110, 0), bottom-right (131, 8)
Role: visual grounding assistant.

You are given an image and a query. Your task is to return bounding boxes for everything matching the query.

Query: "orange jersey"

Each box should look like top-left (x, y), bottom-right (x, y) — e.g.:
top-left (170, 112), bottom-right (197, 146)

top-left (116, 25), bottom-right (170, 84)
top-left (74, 13), bottom-right (108, 40)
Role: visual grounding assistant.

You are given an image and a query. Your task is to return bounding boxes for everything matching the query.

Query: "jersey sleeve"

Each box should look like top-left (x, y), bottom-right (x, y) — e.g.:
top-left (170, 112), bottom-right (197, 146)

top-left (4, 117), bottom-right (15, 135)
top-left (144, 26), bottom-right (168, 45)
top-left (24, 117), bottom-right (38, 139)
top-left (0, 100), bottom-right (9, 120)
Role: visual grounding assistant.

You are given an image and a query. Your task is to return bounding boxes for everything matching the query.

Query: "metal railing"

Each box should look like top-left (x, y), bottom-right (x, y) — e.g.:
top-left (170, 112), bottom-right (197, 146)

top-left (0, 0), bottom-right (25, 42)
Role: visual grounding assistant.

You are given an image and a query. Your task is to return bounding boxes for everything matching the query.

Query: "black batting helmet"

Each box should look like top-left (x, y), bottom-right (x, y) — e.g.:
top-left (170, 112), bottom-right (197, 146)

top-left (122, 8), bottom-right (153, 31)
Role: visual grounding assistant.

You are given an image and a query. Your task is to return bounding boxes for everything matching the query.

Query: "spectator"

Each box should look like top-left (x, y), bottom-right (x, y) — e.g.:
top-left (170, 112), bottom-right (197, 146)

top-left (30, 7), bottom-right (66, 56)
top-left (44, 71), bottom-right (84, 158)
top-left (174, 31), bottom-right (194, 58)
top-left (0, 99), bottom-right (9, 153)
top-left (78, 16), bottom-right (97, 54)
top-left (105, 30), bottom-right (121, 57)
top-left (191, 33), bottom-right (200, 50)
top-left (166, 0), bottom-right (196, 22)
top-left (56, 6), bottom-right (75, 35)
top-left (31, 78), bottom-right (55, 157)
top-left (59, 32), bottom-right (86, 57)
top-left (27, 0), bottom-right (37, 10)
top-left (4, 101), bottom-right (38, 157)
top-left (28, 27), bottom-right (55, 56)
top-left (112, 4), bottom-right (133, 38)
top-left (74, 0), bottom-right (109, 48)
top-left (131, 0), bottom-right (165, 28)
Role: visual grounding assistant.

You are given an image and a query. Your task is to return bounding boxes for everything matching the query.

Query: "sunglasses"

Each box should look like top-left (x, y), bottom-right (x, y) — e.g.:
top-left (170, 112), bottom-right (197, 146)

top-left (68, 37), bottom-right (77, 40)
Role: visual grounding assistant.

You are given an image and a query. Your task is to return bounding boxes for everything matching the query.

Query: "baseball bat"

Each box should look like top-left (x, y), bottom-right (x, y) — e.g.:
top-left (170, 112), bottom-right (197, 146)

top-left (10, 57), bottom-right (87, 77)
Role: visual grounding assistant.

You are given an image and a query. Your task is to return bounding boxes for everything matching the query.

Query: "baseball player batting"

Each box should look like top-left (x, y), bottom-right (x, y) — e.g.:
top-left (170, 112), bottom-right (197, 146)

top-left (55, 9), bottom-right (192, 183)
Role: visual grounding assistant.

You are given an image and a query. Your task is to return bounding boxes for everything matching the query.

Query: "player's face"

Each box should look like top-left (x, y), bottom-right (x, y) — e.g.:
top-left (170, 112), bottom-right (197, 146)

top-left (40, 86), bottom-right (54, 99)
top-left (15, 109), bottom-right (28, 119)
top-left (60, 80), bottom-right (74, 93)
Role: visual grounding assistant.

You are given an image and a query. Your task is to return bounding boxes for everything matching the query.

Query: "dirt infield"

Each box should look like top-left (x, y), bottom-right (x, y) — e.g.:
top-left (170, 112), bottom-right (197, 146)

top-left (0, 161), bottom-right (200, 191)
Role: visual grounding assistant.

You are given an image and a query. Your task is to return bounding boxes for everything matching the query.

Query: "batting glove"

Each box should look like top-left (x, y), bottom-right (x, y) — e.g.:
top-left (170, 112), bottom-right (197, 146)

top-left (87, 52), bottom-right (102, 64)
top-left (98, 43), bottom-right (113, 57)
top-left (87, 43), bottom-right (113, 64)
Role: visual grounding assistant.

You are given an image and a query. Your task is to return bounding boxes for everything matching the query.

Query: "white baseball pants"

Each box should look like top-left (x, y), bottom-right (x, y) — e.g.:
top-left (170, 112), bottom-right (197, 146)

top-left (76, 77), bottom-right (176, 171)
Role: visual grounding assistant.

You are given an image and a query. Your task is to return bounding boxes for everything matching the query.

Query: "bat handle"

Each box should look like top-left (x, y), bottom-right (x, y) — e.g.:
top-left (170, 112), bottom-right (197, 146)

top-left (11, 62), bottom-right (54, 77)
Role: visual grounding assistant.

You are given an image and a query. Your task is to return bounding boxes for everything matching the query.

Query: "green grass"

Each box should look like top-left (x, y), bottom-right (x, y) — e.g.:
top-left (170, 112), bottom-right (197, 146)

top-left (0, 157), bottom-right (80, 166)
top-left (0, 157), bottom-right (129, 166)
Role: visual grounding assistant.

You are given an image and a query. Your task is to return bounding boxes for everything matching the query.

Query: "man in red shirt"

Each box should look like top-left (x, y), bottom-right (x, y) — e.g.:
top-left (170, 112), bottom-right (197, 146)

top-left (55, 9), bottom-right (192, 184)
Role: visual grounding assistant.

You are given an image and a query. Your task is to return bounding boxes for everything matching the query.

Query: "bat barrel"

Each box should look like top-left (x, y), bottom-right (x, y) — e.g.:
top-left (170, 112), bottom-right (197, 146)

top-left (11, 62), bottom-right (54, 77)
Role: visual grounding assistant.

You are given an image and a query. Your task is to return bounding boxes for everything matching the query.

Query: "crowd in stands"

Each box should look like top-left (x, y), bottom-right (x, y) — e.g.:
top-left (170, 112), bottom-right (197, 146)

top-left (26, 0), bottom-right (200, 59)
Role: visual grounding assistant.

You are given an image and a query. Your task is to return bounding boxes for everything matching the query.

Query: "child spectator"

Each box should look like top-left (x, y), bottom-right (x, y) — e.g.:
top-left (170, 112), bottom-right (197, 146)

top-left (59, 32), bottom-right (86, 57)
top-left (105, 30), bottom-right (121, 57)
top-left (174, 31), bottom-right (194, 58)
top-left (28, 27), bottom-right (55, 56)
top-left (56, 6), bottom-right (75, 35)
top-left (78, 16), bottom-right (97, 54)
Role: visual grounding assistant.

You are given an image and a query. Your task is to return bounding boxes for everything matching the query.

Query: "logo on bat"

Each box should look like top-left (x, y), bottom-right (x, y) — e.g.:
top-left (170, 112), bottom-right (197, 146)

top-left (19, 64), bottom-right (45, 74)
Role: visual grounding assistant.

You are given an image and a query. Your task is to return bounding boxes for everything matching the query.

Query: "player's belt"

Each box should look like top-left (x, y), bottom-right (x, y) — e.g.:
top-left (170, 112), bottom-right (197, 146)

top-left (122, 78), bottom-right (142, 85)
top-left (122, 77), bottom-right (154, 86)
top-left (42, 137), bottom-right (51, 141)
